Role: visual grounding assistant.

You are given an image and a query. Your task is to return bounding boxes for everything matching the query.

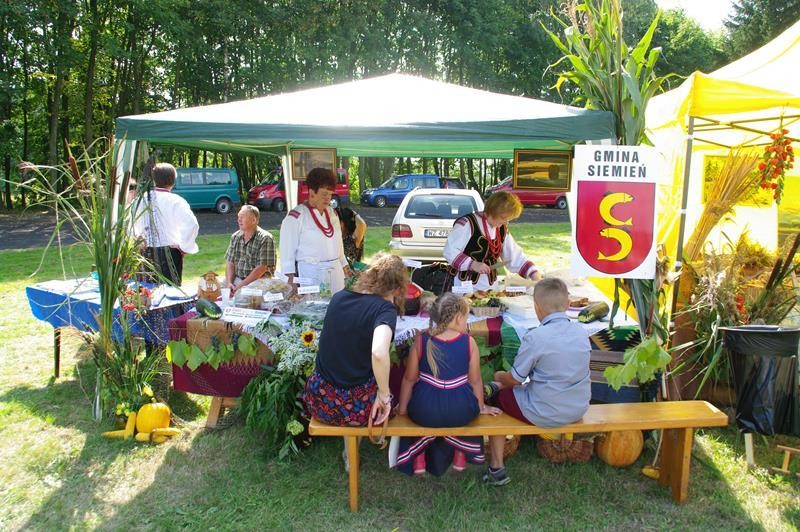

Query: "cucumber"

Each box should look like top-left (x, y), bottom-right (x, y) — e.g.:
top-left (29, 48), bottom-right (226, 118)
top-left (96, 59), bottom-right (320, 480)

top-left (196, 297), bottom-right (222, 319)
top-left (577, 302), bottom-right (609, 323)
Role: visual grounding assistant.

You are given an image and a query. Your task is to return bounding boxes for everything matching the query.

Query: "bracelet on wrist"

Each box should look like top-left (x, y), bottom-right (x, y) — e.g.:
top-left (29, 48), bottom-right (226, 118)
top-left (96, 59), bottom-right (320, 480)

top-left (378, 391), bottom-right (393, 404)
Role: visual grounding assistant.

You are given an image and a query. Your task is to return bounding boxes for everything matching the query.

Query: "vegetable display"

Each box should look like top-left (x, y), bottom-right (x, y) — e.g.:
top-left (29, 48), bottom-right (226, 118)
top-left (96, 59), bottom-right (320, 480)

top-left (577, 302), bottom-right (610, 323)
top-left (101, 403), bottom-right (181, 445)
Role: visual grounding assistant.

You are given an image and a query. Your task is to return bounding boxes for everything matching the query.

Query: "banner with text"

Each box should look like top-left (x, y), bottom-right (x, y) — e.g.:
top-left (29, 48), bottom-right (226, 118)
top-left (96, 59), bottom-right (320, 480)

top-left (570, 145), bottom-right (661, 279)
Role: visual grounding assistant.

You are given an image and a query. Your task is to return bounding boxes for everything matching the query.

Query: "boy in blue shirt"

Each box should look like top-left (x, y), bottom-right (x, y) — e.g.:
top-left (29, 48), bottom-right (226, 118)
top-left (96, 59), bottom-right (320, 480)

top-left (483, 277), bottom-right (591, 485)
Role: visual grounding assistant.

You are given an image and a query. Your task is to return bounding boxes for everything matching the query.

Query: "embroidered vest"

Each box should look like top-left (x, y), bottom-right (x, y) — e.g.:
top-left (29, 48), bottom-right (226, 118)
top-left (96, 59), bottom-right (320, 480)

top-left (451, 213), bottom-right (507, 284)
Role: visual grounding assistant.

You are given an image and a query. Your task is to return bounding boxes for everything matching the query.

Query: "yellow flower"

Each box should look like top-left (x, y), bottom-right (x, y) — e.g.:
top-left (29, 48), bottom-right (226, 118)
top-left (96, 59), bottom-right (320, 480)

top-left (301, 329), bottom-right (316, 347)
top-left (142, 384), bottom-right (153, 397)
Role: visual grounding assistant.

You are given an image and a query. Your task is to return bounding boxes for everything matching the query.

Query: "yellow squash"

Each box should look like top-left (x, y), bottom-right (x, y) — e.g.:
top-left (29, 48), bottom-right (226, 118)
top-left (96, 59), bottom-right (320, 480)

top-left (123, 412), bottom-right (137, 439)
top-left (136, 402), bottom-right (171, 433)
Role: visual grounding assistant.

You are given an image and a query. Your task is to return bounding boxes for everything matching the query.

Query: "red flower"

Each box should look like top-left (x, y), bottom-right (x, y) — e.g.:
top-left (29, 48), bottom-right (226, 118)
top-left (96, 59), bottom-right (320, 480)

top-left (782, 128), bottom-right (789, 134)
top-left (787, 145), bottom-right (794, 153)
top-left (122, 303), bottom-right (136, 311)
top-left (758, 162), bottom-right (766, 170)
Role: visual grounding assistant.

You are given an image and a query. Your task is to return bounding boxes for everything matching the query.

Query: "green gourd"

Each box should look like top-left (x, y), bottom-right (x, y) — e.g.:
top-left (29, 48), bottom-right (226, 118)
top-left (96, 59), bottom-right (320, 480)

top-left (196, 297), bottom-right (222, 319)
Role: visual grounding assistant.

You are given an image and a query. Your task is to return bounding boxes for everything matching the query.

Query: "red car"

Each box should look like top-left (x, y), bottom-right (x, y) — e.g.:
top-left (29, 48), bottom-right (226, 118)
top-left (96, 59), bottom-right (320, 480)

top-left (484, 176), bottom-right (568, 209)
top-left (248, 168), bottom-right (350, 211)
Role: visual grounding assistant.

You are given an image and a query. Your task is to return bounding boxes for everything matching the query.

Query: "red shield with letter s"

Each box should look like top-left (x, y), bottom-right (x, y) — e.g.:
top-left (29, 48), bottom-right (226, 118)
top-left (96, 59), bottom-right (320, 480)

top-left (575, 181), bottom-right (655, 275)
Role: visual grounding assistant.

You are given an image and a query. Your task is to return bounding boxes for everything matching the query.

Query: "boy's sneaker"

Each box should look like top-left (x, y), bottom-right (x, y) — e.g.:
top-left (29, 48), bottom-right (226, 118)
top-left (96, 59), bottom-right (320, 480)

top-left (482, 466), bottom-right (511, 486)
top-left (413, 452), bottom-right (427, 475)
top-left (483, 382), bottom-right (500, 403)
top-left (452, 450), bottom-right (467, 472)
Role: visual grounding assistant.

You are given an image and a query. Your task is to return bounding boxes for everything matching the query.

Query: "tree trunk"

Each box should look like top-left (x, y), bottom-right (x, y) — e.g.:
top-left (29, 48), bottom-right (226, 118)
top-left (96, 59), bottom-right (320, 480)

top-left (83, 0), bottom-right (100, 147)
top-left (357, 157), bottom-right (366, 197)
top-left (381, 157), bottom-right (394, 180)
top-left (4, 157), bottom-right (11, 210)
top-left (48, 76), bottom-right (63, 184)
top-left (21, 44), bottom-right (29, 208)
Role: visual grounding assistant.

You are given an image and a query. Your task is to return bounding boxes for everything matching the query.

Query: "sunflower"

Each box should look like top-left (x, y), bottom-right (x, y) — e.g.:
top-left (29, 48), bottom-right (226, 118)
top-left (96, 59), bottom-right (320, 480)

top-left (301, 329), bottom-right (316, 347)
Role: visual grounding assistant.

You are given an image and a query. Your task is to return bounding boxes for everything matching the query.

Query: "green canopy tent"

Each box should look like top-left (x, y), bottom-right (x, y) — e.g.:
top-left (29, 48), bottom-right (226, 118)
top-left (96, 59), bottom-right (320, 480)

top-left (114, 73), bottom-right (615, 207)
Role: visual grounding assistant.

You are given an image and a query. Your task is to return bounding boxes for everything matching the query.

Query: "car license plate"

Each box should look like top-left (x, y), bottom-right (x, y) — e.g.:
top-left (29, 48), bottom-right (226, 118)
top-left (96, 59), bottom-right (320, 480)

top-left (424, 228), bottom-right (450, 238)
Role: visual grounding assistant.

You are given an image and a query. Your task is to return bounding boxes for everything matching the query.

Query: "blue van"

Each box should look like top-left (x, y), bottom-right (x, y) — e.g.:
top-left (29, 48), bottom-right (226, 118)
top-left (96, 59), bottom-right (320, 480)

top-left (173, 168), bottom-right (241, 214)
top-left (360, 174), bottom-right (442, 207)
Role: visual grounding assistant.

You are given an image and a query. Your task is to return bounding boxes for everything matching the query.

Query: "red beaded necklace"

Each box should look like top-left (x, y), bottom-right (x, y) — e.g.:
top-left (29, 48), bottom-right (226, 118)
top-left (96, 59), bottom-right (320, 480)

top-left (481, 213), bottom-right (503, 257)
top-left (306, 202), bottom-right (334, 238)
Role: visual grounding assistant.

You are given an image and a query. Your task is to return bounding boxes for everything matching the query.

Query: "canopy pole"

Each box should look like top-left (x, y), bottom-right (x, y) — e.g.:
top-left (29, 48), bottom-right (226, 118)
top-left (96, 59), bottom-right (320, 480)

top-left (282, 147), bottom-right (296, 210)
top-left (670, 117), bottom-right (695, 316)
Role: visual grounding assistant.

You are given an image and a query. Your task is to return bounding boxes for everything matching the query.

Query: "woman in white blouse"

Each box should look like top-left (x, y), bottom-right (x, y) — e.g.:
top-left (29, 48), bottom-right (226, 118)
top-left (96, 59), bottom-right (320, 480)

top-left (279, 168), bottom-right (351, 294)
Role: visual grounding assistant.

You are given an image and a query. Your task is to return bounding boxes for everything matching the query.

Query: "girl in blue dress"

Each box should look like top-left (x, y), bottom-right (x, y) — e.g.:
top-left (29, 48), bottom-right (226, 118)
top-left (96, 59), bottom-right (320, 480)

top-left (395, 293), bottom-right (501, 476)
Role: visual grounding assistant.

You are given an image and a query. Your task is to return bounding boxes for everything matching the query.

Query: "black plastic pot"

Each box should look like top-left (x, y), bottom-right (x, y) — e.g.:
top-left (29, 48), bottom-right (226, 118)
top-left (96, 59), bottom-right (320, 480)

top-left (720, 325), bottom-right (800, 437)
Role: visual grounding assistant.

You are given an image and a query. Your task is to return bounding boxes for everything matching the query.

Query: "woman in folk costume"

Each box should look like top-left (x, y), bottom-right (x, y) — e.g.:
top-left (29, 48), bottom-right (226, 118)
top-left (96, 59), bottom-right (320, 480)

top-left (395, 293), bottom-right (501, 476)
top-left (443, 191), bottom-right (541, 289)
top-left (279, 168), bottom-right (351, 294)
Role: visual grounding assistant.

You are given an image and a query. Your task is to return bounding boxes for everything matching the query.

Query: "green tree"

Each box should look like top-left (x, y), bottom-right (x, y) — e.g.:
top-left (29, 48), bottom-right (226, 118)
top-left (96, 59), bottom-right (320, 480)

top-left (725, 0), bottom-right (800, 57)
top-left (652, 9), bottom-right (727, 82)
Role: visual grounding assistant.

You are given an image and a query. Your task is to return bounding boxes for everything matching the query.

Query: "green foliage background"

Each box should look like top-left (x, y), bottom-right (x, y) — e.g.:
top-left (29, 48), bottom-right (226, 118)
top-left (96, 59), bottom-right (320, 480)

top-left (1, 0), bottom-right (785, 206)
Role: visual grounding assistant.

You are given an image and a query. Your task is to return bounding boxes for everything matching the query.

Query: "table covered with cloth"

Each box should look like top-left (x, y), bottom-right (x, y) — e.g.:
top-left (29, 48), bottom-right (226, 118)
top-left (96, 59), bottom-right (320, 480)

top-left (168, 310), bottom-right (274, 397)
top-left (167, 311), bottom-right (502, 398)
top-left (27, 278), bottom-right (193, 344)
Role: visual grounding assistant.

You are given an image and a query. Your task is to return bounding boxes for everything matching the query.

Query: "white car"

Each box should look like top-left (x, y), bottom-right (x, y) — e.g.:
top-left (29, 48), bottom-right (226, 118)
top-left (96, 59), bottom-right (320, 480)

top-left (389, 188), bottom-right (484, 262)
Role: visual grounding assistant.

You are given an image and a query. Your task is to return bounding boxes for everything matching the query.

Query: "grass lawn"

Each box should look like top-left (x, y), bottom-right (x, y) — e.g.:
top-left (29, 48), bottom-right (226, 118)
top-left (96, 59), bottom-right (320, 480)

top-left (1, 224), bottom-right (799, 530)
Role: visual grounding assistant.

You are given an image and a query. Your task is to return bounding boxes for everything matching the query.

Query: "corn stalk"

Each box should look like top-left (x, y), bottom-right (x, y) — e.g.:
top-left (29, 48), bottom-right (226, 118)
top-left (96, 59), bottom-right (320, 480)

top-left (545, 0), bottom-right (674, 388)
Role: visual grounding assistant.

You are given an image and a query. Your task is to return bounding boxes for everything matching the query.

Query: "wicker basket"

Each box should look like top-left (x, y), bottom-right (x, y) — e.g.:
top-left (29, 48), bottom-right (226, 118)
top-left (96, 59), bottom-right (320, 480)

top-left (503, 435), bottom-right (521, 458)
top-left (471, 306), bottom-right (501, 318)
top-left (484, 434), bottom-right (522, 460)
top-left (537, 438), bottom-right (594, 464)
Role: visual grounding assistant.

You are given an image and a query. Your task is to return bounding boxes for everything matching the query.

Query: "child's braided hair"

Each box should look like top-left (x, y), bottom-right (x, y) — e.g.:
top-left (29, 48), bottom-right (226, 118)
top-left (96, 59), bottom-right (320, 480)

top-left (425, 292), bottom-right (470, 377)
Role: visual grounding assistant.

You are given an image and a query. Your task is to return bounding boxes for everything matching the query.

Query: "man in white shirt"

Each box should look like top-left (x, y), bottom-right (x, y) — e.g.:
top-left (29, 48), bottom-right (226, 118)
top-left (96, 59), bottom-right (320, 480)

top-left (132, 163), bottom-right (199, 286)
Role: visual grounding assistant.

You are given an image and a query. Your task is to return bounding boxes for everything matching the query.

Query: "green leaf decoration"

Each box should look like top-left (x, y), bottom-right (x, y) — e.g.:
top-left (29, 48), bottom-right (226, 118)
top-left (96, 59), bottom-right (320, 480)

top-left (603, 336), bottom-right (671, 391)
top-left (237, 335), bottom-right (257, 357)
top-left (167, 340), bottom-right (188, 367)
top-left (187, 345), bottom-right (205, 371)
top-left (220, 343), bottom-right (235, 364)
top-left (206, 346), bottom-right (221, 370)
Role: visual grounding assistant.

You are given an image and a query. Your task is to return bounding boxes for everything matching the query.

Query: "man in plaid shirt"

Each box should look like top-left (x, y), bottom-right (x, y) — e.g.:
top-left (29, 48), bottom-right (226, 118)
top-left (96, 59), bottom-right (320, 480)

top-left (225, 205), bottom-right (276, 295)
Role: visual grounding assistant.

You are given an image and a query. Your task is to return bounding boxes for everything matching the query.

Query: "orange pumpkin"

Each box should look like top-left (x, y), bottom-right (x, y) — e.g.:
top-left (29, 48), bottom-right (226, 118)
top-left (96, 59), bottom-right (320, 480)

top-left (136, 402), bottom-right (171, 433)
top-left (595, 430), bottom-right (644, 467)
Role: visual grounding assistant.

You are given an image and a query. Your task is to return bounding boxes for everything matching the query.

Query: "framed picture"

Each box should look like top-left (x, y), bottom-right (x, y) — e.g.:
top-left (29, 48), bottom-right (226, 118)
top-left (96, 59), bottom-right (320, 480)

top-left (513, 149), bottom-right (572, 191)
top-left (291, 148), bottom-right (337, 180)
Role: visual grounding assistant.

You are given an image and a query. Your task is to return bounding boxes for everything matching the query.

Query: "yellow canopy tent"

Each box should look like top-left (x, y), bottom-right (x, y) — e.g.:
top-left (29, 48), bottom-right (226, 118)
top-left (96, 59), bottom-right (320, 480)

top-left (591, 20), bottom-right (800, 320)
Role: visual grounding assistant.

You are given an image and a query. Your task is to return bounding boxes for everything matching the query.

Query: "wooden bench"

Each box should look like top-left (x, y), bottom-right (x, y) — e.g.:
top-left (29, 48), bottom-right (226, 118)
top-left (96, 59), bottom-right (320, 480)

top-left (309, 400), bottom-right (728, 511)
